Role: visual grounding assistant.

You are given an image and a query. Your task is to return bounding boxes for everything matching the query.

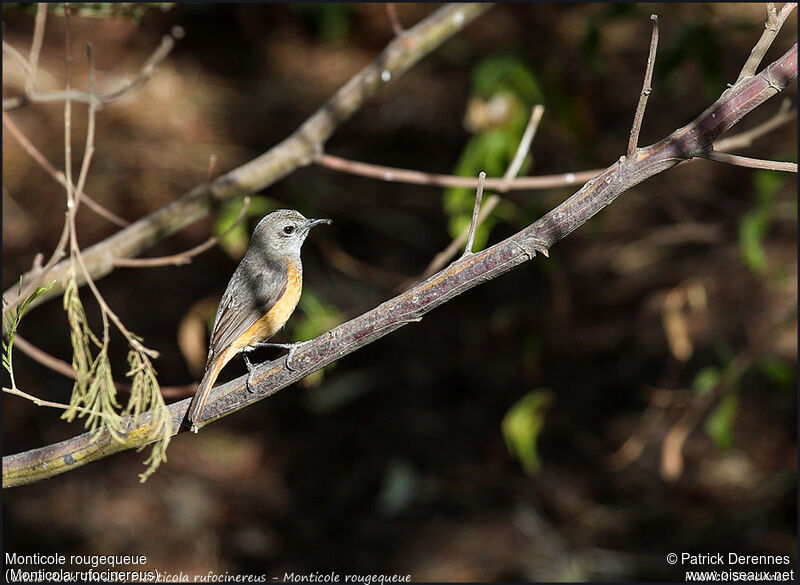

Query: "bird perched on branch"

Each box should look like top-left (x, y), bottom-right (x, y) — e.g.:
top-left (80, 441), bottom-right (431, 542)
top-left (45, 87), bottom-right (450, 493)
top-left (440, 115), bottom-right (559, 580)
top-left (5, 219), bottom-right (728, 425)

top-left (187, 209), bottom-right (331, 432)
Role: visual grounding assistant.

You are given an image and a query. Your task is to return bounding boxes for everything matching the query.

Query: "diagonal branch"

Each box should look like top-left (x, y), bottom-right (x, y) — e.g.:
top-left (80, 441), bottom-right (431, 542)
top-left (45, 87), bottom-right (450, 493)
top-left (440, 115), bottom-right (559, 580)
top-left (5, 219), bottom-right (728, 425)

top-left (2, 3), bottom-right (493, 317)
top-left (736, 2), bottom-right (796, 83)
top-left (4, 42), bottom-right (796, 488)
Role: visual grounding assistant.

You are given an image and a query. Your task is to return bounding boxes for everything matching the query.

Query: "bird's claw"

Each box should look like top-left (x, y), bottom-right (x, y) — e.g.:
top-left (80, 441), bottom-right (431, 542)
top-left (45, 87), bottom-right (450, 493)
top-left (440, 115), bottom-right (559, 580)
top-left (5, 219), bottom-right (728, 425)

top-left (242, 349), bottom-right (257, 393)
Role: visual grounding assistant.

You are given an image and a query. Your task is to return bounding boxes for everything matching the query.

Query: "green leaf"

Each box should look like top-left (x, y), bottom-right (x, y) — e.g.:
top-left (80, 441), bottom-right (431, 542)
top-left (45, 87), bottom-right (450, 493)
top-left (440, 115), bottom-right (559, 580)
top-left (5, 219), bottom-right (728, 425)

top-left (501, 389), bottom-right (553, 474)
top-left (3, 279), bottom-right (56, 379)
top-left (754, 169), bottom-right (784, 206)
top-left (692, 366), bottom-right (720, 396)
top-left (443, 130), bottom-right (525, 249)
top-left (705, 391), bottom-right (738, 449)
top-left (756, 357), bottom-right (795, 392)
top-left (737, 167), bottom-right (788, 275)
top-left (738, 208), bottom-right (770, 274)
top-left (472, 55), bottom-right (544, 106)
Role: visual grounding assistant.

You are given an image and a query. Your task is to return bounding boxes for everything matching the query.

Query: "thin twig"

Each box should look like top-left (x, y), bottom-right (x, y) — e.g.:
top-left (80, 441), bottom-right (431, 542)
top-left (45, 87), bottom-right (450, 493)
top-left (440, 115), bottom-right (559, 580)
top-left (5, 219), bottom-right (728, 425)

top-left (207, 153), bottom-right (219, 181)
top-left (12, 335), bottom-right (193, 398)
top-left (115, 196), bottom-right (253, 268)
top-left (416, 105), bottom-right (547, 282)
top-left (5, 4), bottom-right (73, 315)
top-left (2, 111), bottom-right (130, 227)
top-left (500, 105), bottom-right (545, 190)
top-left (386, 3), bottom-right (405, 36)
top-left (713, 98), bottom-right (795, 152)
top-left (5, 26), bottom-right (185, 111)
top-left (736, 2), bottom-right (796, 83)
top-left (3, 40), bottom-right (31, 75)
top-left (96, 26), bottom-right (185, 104)
top-left (627, 14), bottom-right (659, 158)
top-left (702, 150), bottom-right (797, 172)
top-left (316, 153), bottom-right (601, 191)
top-left (462, 172), bottom-right (486, 257)
top-left (3, 386), bottom-right (109, 418)
top-left (65, 40), bottom-right (158, 357)
top-left (25, 3), bottom-right (48, 97)
top-left (14, 335), bottom-right (76, 379)
top-left (72, 43), bottom-right (96, 215)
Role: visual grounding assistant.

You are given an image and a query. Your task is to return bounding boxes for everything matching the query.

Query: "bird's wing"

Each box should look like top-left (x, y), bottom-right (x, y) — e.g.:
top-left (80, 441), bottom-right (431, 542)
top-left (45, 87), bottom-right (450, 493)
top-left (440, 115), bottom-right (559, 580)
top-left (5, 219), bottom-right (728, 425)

top-left (205, 257), bottom-right (288, 365)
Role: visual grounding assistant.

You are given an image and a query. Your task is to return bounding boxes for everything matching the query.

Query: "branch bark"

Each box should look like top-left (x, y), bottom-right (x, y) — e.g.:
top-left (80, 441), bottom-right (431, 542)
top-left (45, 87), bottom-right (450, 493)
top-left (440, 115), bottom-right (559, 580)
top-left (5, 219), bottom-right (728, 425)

top-left (2, 3), bottom-right (492, 316)
top-left (4, 43), bottom-right (796, 489)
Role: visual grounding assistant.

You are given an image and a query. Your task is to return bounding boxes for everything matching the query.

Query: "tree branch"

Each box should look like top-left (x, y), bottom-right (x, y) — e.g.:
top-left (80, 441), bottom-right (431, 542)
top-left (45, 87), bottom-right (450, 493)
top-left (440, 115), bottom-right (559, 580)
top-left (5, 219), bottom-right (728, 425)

top-left (2, 3), bottom-right (493, 317)
top-left (462, 171), bottom-right (486, 257)
top-left (702, 150), bottom-right (797, 172)
top-left (3, 111), bottom-right (130, 227)
top-left (113, 196), bottom-right (252, 268)
top-left (712, 98), bottom-right (795, 152)
top-left (627, 14), bottom-right (659, 158)
top-left (414, 104), bottom-right (547, 283)
top-left (386, 3), bottom-right (405, 36)
top-left (315, 153), bottom-right (602, 191)
top-left (4, 26), bottom-right (185, 111)
top-left (735, 2), bottom-right (796, 83)
top-left (4, 42), bottom-right (796, 488)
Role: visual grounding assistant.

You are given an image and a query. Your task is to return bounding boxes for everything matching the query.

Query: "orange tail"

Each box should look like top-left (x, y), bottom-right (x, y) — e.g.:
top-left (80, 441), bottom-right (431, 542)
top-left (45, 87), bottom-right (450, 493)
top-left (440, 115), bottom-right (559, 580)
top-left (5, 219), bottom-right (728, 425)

top-left (188, 349), bottom-right (228, 433)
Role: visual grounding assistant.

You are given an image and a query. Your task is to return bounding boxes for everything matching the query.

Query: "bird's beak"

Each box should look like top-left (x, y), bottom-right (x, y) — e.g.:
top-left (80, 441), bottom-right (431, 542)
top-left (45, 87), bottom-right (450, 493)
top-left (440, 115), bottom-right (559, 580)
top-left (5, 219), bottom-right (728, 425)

top-left (307, 218), bottom-right (332, 229)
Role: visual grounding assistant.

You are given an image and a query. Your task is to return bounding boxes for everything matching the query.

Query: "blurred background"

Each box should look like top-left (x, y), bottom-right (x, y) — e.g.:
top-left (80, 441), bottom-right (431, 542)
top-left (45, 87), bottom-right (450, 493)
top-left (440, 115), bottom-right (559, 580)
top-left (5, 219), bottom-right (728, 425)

top-left (2, 3), bottom-right (797, 581)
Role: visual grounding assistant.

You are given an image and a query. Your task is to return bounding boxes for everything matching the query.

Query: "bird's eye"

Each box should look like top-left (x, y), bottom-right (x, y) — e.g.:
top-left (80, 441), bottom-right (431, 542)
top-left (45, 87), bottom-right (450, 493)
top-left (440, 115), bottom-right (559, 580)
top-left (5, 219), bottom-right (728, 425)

top-left (283, 225), bottom-right (296, 235)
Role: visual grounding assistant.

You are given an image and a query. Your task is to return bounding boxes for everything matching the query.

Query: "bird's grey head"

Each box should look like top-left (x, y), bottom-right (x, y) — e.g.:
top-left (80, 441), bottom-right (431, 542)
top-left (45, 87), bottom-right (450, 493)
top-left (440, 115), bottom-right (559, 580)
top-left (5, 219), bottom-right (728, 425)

top-left (250, 209), bottom-right (331, 259)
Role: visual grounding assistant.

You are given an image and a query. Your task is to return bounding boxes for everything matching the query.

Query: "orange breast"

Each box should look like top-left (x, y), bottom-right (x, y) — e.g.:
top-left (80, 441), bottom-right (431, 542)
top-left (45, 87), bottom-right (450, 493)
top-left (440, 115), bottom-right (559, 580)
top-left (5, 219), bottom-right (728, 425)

top-left (229, 262), bottom-right (302, 353)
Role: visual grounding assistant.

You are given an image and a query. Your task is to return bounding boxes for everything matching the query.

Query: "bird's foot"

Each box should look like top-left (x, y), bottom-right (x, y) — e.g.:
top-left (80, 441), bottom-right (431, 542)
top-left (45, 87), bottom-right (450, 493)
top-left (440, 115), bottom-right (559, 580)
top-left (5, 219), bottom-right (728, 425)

top-left (248, 341), bottom-right (309, 373)
top-left (242, 349), bottom-right (257, 392)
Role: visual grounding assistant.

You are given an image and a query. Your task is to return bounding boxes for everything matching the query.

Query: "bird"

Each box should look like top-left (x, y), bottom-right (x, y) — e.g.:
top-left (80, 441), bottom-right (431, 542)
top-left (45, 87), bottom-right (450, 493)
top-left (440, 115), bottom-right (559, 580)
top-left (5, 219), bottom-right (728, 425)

top-left (187, 209), bottom-right (331, 432)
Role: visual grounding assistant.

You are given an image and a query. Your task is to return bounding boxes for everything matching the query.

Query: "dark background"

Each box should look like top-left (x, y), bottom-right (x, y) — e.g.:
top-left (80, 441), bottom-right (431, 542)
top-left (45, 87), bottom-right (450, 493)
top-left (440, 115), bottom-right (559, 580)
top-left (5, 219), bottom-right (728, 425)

top-left (2, 3), bottom-right (797, 581)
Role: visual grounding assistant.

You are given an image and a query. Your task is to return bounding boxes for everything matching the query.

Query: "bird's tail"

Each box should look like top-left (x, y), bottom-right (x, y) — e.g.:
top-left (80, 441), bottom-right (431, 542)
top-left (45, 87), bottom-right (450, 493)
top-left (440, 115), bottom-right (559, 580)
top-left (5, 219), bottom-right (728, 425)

top-left (187, 350), bottom-right (228, 433)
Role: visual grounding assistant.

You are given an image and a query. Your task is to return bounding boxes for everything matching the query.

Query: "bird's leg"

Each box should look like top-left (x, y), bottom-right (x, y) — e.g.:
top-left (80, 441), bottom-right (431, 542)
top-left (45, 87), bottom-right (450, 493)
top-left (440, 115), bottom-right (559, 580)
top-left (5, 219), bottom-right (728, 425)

top-left (247, 341), bottom-right (310, 372)
top-left (241, 348), bottom-right (258, 392)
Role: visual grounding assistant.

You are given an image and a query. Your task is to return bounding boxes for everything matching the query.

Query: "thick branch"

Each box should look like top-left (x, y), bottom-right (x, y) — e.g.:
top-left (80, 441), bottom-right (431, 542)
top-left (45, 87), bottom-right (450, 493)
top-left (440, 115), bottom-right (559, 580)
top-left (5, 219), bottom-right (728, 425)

top-left (3, 3), bottom-right (492, 316)
top-left (4, 43), bottom-right (796, 488)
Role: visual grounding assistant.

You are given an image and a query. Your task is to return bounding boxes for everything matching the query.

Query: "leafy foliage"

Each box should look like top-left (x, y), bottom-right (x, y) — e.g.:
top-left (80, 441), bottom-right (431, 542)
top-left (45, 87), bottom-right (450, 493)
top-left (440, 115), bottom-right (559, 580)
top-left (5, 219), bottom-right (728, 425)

top-left (444, 55), bottom-right (544, 250)
top-left (704, 391), bottom-right (738, 449)
top-left (61, 277), bottom-right (172, 481)
top-left (125, 349), bottom-right (172, 482)
top-left (2, 279), bottom-right (56, 388)
top-left (738, 171), bottom-right (788, 275)
top-left (501, 389), bottom-right (553, 474)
